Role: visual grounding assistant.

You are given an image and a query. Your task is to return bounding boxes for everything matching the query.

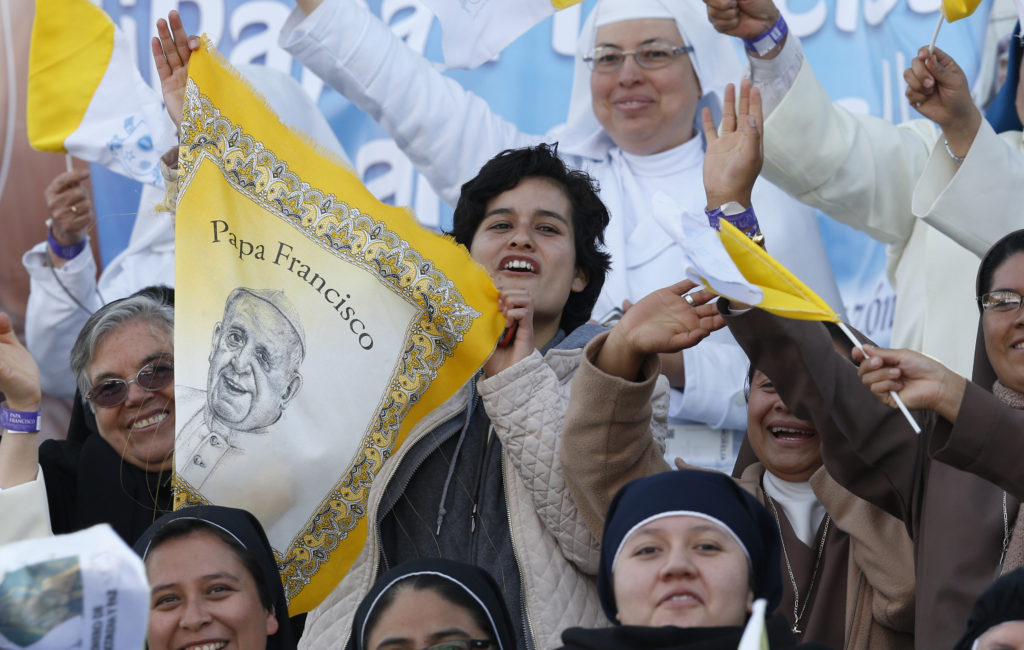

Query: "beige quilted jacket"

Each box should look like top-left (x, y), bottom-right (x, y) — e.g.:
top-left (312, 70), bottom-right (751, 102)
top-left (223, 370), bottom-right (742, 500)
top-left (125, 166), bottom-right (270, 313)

top-left (299, 342), bottom-right (668, 649)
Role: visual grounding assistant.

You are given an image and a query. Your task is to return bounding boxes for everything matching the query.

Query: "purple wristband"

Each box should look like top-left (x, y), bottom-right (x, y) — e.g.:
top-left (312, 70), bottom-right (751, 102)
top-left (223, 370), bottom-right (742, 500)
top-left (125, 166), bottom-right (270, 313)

top-left (744, 14), bottom-right (787, 56)
top-left (706, 205), bottom-right (761, 238)
top-left (47, 228), bottom-right (87, 260)
top-left (1, 403), bottom-right (41, 433)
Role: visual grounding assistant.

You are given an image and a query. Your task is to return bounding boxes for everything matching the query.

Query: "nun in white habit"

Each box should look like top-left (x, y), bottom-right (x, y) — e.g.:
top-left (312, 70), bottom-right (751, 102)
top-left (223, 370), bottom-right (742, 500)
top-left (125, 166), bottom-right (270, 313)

top-left (279, 0), bottom-right (844, 457)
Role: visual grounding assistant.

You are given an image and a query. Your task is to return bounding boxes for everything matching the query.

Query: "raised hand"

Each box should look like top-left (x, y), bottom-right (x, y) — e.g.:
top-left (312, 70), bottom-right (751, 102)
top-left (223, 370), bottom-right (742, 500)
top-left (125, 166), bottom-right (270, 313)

top-left (854, 344), bottom-right (966, 422)
top-left (152, 10), bottom-right (199, 130)
top-left (595, 280), bottom-right (725, 381)
top-left (483, 288), bottom-right (536, 377)
top-left (0, 314), bottom-right (42, 413)
top-left (44, 169), bottom-right (93, 255)
top-left (904, 46), bottom-right (981, 158)
top-left (704, 0), bottom-right (782, 44)
top-left (703, 81), bottom-right (763, 211)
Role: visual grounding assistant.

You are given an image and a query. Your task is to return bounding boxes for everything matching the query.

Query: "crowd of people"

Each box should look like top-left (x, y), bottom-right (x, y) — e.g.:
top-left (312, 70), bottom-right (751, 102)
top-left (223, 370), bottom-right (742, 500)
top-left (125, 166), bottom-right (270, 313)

top-left (2, 0), bottom-right (1023, 647)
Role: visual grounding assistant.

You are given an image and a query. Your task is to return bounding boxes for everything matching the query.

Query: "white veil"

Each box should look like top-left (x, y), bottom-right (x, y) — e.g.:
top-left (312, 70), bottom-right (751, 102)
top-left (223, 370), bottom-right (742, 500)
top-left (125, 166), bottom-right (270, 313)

top-left (554, 0), bottom-right (744, 160)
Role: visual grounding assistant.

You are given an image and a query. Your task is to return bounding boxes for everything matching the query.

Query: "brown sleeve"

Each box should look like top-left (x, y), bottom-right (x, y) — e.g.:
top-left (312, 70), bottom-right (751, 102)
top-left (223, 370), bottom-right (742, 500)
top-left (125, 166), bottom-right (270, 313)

top-left (930, 380), bottom-right (1024, 499)
top-left (811, 469), bottom-right (916, 638)
top-left (723, 305), bottom-right (930, 526)
top-left (561, 331), bottom-right (671, 537)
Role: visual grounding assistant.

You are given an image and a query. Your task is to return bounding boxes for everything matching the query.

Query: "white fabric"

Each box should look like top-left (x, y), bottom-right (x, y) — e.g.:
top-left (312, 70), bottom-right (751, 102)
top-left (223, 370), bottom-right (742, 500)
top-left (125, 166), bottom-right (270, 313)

top-left (752, 35), bottom-right (1024, 376)
top-left (419, 0), bottom-right (557, 70)
top-left (62, 24), bottom-right (176, 185)
top-left (559, 0), bottom-right (744, 160)
top-left (238, 63), bottom-right (349, 164)
top-left (24, 181), bottom-right (175, 399)
top-left (594, 0), bottom-right (675, 25)
top-left (0, 468), bottom-right (53, 544)
top-left (279, 0), bottom-right (843, 437)
top-left (762, 471), bottom-right (826, 548)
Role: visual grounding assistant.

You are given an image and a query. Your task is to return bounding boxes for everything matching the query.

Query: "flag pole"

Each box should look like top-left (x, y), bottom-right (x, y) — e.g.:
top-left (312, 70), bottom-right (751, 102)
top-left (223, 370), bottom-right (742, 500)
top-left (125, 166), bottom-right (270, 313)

top-left (836, 321), bottom-right (923, 434)
top-left (928, 13), bottom-right (944, 53)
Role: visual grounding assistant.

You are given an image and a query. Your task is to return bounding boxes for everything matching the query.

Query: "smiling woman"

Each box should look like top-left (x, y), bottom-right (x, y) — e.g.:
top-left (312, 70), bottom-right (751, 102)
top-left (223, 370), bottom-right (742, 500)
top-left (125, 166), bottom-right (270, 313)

top-left (134, 505), bottom-right (298, 650)
top-left (0, 286), bottom-right (176, 546)
top-left (555, 470), bottom-right (834, 650)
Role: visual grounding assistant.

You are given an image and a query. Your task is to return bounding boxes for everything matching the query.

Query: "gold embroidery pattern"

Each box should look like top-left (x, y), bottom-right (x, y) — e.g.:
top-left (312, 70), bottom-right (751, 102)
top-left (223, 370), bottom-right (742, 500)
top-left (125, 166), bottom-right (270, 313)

top-left (174, 78), bottom-right (482, 600)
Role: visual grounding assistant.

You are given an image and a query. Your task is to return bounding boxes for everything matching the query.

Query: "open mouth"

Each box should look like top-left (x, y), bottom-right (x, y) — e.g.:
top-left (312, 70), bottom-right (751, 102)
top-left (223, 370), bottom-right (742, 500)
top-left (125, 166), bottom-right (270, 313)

top-left (182, 642), bottom-right (228, 650)
top-left (768, 426), bottom-right (816, 442)
top-left (502, 258), bottom-right (536, 273)
top-left (131, 411), bottom-right (168, 431)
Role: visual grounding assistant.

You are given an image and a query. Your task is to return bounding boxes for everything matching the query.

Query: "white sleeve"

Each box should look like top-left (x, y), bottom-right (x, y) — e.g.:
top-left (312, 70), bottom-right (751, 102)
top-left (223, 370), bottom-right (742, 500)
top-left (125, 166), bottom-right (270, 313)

top-left (912, 120), bottom-right (1024, 258)
top-left (759, 56), bottom-right (939, 251)
top-left (0, 468), bottom-right (53, 543)
top-left (23, 182), bottom-right (175, 400)
top-left (747, 34), bottom-right (805, 117)
top-left (23, 243), bottom-right (103, 399)
top-left (670, 327), bottom-right (749, 430)
top-left (279, 1), bottom-right (543, 207)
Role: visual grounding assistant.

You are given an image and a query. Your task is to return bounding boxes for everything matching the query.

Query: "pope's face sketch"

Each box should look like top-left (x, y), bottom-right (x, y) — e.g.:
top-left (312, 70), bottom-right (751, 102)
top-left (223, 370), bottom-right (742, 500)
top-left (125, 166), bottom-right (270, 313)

top-left (206, 292), bottom-right (304, 431)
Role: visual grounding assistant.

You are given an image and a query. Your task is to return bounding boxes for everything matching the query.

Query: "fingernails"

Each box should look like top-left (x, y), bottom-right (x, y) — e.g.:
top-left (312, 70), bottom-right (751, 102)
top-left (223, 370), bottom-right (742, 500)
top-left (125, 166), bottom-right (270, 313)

top-left (188, 36), bottom-right (200, 49)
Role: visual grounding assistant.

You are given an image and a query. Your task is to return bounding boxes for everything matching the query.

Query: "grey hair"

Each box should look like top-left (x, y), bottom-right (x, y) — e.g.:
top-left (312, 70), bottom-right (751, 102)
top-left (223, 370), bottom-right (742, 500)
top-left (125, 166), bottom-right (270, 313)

top-left (70, 291), bottom-right (174, 405)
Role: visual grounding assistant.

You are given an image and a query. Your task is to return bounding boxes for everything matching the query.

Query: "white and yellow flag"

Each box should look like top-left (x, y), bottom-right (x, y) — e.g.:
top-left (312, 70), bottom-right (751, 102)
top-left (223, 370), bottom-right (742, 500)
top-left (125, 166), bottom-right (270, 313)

top-left (27, 0), bottom-right (175, 184)
top-left (173, 38), bottom-right (504, 614)
top-left (737, 599), bottom-right (770, 650)
top-left (421, 0), bottom-right (584, 69)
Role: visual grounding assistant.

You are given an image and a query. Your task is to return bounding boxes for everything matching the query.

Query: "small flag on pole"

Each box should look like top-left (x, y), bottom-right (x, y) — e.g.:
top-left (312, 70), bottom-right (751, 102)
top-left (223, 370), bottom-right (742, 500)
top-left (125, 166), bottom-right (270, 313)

top-left (941, 0), bottom-right (983, 22)
top-left (737, 599), bottom-right (770, 650)
top-left (681, 218), bottom-right (922, 434)
top-left (419, 0), bottom-right (584, 69)
top-left (27, 0), bottom-right (175, 184)
top-left (929, 0), bottom-right (983, 52)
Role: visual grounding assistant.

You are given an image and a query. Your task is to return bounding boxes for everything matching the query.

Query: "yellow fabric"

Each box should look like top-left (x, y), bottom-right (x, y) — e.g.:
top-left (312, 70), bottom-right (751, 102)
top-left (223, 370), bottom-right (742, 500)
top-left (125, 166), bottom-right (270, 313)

top-left (941, 0), bottom-right (982, 22)
top-left (716, 219), bottom-right (839, 322)
top-left (551, 0), bottom-right (584, 9)
top-left (27, 0), bottom-right (114, 152)
top-left (173, 38), bottom-right (503, 615)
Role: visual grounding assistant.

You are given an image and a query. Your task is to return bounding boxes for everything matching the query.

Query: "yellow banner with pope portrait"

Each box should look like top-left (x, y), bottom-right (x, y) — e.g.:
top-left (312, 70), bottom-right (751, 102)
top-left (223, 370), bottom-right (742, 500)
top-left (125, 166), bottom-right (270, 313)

top-left (172, 38), bottom-right (503, 614)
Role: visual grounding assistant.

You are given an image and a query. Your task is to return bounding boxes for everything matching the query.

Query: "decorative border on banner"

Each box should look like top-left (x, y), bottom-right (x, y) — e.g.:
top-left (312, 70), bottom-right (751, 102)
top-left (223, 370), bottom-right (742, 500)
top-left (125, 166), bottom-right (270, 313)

top-left (174, 78), bottom-right (482, 600)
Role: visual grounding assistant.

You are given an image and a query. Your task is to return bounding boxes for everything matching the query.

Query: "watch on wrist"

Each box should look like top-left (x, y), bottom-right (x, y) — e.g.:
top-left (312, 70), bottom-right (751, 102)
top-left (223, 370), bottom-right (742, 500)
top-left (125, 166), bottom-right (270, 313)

top-left (706, 201), bottom-right (765, 247)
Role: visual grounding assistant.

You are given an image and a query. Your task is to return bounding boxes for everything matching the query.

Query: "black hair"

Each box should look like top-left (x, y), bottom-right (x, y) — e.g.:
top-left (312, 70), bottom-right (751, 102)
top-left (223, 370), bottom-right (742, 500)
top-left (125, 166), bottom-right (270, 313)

top-left (977, 230), bottom-right (1024, 312)
top-left (145, 517), bottom-right (273, 611)
top-left (450, 143), bottom-right (612, 333)
top-left (363, 573), bottom-right (496, 645)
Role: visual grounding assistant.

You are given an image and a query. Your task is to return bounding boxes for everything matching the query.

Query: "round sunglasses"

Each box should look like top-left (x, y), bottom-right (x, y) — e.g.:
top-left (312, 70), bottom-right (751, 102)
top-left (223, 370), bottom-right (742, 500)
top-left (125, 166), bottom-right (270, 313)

top-left (85, 359), bottom-right (174, 408)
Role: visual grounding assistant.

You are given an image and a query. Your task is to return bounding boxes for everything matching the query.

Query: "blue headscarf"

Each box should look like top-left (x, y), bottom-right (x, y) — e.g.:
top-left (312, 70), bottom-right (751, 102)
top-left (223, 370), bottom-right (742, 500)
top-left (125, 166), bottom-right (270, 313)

top-left (985, 22), bottom-right (1023, 133)
top-left (597, 470), bottom-right (782, 623)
